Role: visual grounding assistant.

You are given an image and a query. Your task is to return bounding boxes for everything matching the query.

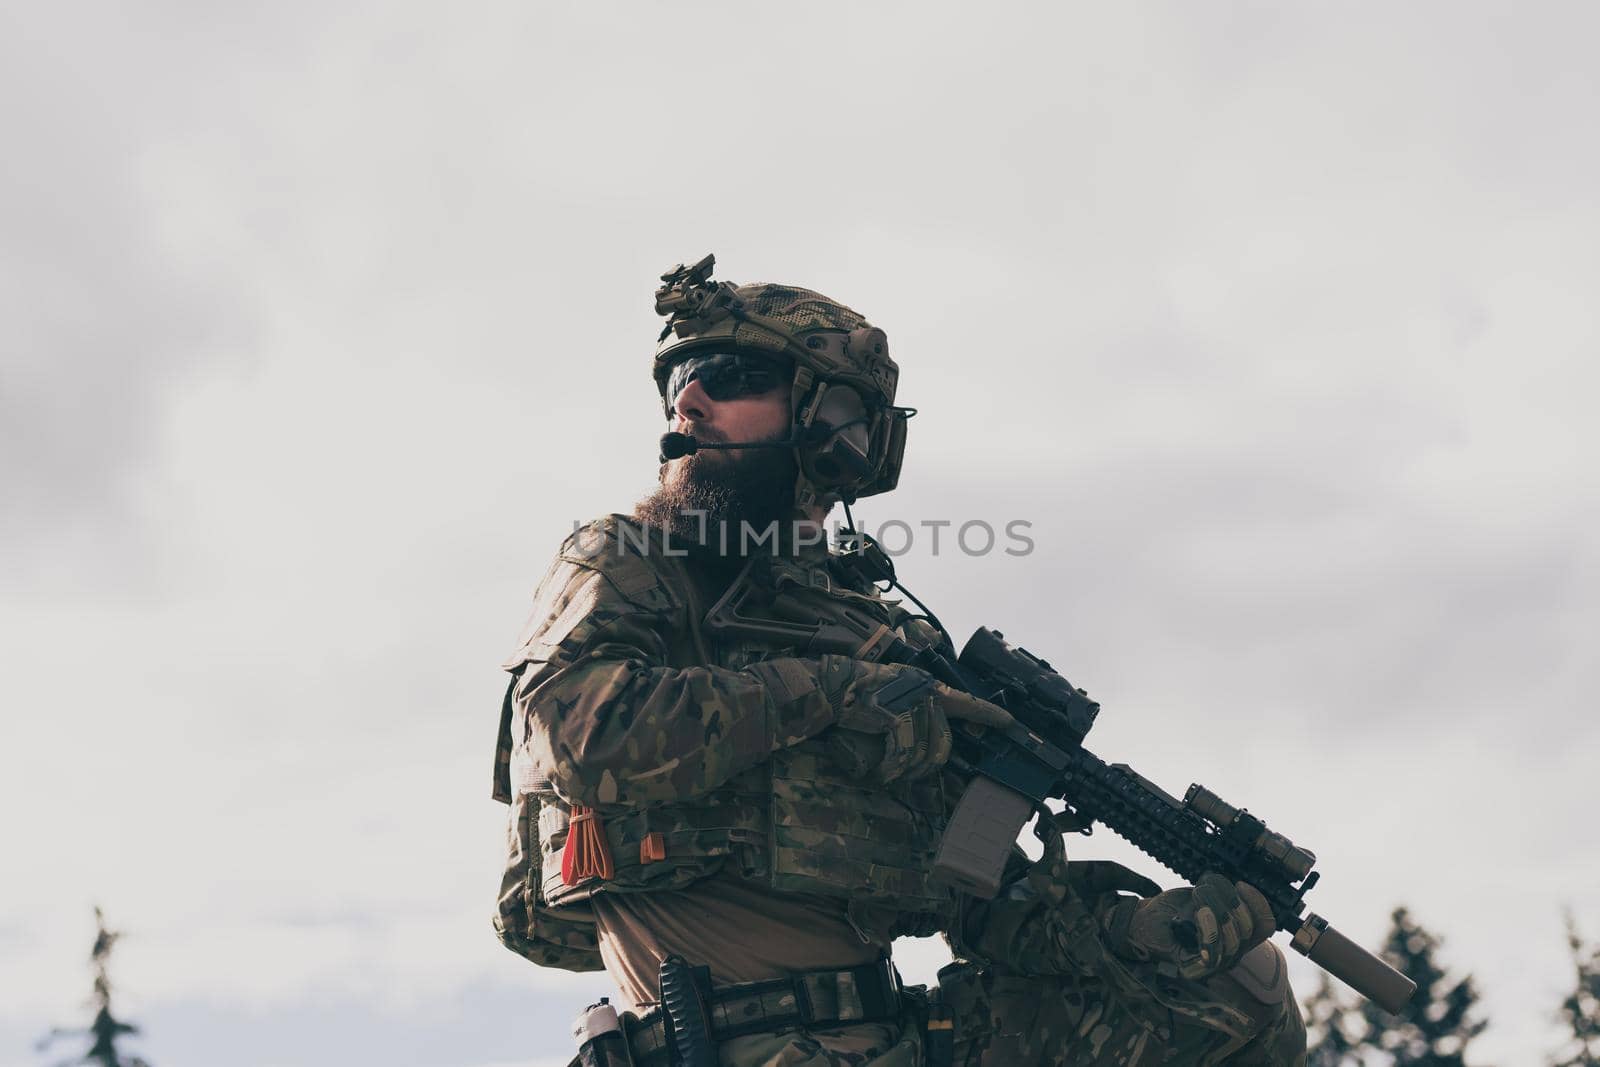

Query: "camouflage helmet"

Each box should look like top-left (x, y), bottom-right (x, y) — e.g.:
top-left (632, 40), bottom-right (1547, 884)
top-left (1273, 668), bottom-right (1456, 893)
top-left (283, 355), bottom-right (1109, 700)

top-left (652, 254), bottom-right (910, 508)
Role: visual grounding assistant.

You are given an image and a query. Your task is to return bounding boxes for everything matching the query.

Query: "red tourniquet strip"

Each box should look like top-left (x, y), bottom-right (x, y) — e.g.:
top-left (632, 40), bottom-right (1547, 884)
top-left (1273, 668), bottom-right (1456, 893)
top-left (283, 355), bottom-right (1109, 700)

top-left (561, 805), bottom-right (615, 884)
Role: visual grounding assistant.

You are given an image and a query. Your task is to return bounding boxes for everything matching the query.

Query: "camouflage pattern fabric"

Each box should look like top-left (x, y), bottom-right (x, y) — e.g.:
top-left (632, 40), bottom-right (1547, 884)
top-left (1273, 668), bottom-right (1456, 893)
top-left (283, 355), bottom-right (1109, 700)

top-left (504, 519), bottom-right (838, 812)
top-left (651, 255), bottom-right (906, 505)
top-left (492, 789), bottom-right (603, 971)
top-left (493, 515), bottom-right (960, 958)
top-left (935, 956), bottom-right (1305, 1066)
top-left (564, 1015), bottom-right (925, 1067)
top-left (712, 1017), bottom-right (922, 1066)
top-left (1101, 873), bottom-right (1277, 981)
top-left (652, 266), bottom-right (892, 410)
top-left (942, 820), bottom-right (1307, 1065)
top-left (496, 515), bottom-right (1304, 1062)
top-left (503, 516), bottom-right (959, 811)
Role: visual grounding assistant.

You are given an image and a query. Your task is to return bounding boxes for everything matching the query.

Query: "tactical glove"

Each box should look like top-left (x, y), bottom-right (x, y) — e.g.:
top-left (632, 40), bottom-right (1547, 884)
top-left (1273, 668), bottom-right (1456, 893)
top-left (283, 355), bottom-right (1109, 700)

top-left (820, 659), bottom-right (1014, 783)
top-left (1101, 872), bottom-right (1276, 980)
top-left (954, 811), bottom-right (1162, 976)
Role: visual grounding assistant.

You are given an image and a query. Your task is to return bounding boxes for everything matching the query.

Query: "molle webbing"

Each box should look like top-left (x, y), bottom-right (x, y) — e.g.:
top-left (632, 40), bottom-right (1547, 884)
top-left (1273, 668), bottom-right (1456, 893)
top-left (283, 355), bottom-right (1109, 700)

top-left (769, 747), bottom-right (949, 915)
top-left (606, 958), bottom-right (905, 1065)
top-left (540, 784), bottom-right (770, 906)
top-left (537, 742), bottom-right (953, 922)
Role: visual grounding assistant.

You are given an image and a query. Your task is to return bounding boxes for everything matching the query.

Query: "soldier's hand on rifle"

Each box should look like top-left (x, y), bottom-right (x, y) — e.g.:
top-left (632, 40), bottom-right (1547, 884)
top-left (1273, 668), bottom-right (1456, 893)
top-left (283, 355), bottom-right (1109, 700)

top-left (1101, 873), bottom-right (1275, 980)
top-left (955, 811), bottom-right (1166, 976)
top-left (823, 660), bottom-right (1014, 783)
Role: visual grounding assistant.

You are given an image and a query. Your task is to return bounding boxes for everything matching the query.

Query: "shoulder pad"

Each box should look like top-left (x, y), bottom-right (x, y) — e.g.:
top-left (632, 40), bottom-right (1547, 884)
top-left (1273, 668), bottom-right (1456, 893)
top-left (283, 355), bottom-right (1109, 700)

top-left (558, 515), bottom-right (682, 602)
top-left (1227, 941), bottom-right (1291, 1006)
top-left (500, 515), bottom-right (682, 671)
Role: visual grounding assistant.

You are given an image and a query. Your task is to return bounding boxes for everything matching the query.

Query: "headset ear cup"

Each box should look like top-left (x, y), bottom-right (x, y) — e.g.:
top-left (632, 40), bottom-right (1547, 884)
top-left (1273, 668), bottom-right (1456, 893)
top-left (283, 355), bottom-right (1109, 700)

top-left (801, 384), bottom-right (872, 490)
top-left (855, 409), bottom-right (906, 497)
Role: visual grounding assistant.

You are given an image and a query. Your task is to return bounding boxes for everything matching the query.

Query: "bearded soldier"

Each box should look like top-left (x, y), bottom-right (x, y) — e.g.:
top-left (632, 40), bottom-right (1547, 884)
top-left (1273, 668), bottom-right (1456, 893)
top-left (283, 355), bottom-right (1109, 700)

top-left (491, 255), bottom-right (1305, 1066)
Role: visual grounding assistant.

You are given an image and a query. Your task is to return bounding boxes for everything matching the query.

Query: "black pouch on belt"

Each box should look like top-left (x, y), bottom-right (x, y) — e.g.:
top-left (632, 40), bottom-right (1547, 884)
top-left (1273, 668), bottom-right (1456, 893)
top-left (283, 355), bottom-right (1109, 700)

top-left (923, 1000), bottom-right (954, 1067)
top-left (660, 954), bottom-right (716, 1067)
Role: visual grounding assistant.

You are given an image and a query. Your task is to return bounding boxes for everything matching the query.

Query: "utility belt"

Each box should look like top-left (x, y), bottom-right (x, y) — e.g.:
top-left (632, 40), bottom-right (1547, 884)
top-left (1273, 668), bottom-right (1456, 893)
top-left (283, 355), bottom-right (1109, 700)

top-left (571, 955), bottom-right (945, 1067)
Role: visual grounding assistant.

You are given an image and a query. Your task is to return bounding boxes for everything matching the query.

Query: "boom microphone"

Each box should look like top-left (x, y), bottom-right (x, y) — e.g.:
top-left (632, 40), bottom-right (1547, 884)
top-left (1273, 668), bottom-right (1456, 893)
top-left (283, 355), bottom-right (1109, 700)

top-left (658, 429), bottom-right (826, 462)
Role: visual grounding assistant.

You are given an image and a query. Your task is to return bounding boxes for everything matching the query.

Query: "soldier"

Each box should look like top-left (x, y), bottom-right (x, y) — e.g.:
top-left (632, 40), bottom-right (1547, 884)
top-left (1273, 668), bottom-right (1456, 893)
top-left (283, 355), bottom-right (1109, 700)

top-left (491, 255), bottom-right (1305, 1066)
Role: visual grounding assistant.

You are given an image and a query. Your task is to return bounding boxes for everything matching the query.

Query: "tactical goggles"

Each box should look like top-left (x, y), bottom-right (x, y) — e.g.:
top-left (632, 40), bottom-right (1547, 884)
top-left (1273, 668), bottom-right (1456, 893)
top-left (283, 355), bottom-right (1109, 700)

top-left (665, 351), bottom-right (791, 410)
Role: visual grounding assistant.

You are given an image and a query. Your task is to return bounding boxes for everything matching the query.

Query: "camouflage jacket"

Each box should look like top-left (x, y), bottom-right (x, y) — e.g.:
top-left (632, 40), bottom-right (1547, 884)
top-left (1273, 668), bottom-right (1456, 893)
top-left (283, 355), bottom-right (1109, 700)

top-left (491, 514), bottom-right (957, 970)
top-left (490, 516), bottom-right (1304, 1062)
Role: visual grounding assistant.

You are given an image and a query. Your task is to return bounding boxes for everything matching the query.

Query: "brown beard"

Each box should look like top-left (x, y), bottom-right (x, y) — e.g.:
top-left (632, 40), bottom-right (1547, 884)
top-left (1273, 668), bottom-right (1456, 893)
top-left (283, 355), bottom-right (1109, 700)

top-left (632, 440), bottom-right (801, 554)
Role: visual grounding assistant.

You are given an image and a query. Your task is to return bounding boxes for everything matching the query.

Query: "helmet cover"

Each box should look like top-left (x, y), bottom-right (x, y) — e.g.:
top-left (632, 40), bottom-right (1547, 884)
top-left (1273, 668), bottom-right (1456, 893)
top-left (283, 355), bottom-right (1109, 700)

top-left (652, 254), bottom-right (907, 507)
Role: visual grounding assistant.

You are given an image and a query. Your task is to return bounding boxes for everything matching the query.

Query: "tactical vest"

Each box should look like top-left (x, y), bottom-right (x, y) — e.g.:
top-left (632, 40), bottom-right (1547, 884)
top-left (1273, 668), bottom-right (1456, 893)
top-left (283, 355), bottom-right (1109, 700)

top-left (492, 517), bottom-right (956, 967)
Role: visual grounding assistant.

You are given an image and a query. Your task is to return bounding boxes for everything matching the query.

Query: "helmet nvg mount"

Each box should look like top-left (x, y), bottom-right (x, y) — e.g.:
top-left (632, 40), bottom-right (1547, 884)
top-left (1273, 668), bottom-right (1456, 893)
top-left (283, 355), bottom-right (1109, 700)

top-left (653, 254), bottom-right (910, 511)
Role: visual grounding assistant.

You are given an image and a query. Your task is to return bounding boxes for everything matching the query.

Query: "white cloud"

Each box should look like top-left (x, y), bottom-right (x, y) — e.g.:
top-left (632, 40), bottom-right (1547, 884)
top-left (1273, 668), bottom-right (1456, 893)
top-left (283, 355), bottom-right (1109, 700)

top-left (3, 3), bottom-right (1596, 1064)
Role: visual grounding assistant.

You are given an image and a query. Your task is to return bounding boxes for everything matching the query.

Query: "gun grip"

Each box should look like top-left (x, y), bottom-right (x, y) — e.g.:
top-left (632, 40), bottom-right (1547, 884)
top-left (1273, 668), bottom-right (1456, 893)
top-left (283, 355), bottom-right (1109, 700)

top-left (932, 777), bottom-right (1036, 898)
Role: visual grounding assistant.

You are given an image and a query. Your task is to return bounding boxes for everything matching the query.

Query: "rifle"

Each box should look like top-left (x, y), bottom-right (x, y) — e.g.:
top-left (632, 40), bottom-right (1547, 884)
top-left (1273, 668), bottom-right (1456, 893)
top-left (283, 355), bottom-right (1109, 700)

top-left (704, 555), bottom-right (1417, 1014)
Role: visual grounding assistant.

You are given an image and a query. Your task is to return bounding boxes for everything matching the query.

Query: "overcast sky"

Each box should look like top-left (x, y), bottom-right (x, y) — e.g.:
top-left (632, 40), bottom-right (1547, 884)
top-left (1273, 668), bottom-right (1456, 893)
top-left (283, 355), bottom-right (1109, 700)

top-left (2, 3), bottom-right (1596, 1065)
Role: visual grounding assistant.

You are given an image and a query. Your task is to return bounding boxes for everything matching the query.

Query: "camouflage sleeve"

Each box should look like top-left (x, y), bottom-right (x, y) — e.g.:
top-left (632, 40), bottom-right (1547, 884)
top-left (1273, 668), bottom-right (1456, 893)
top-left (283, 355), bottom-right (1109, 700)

top-left (950, 820), bottom-right (1161, 976)
top-left (505, 518), bottom-right (863, 810)
top-left (492, 792), bottom-right (604, 972)
top-left (949, 829), bottom-right (1306, 1059)
top-left (495, 907), bottom-right (603, 972)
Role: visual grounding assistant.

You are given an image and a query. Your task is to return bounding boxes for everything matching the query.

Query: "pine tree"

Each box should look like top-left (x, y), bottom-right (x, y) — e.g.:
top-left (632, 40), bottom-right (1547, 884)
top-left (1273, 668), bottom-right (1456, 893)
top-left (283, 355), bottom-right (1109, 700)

top-left (1301, 907), bottom-right (1490, 1066)
top-left (1305, 971), bottom-right (1366, 1066)
top-left (1357, 906), bottom-right (1488, 1066)
top-left (36, 907), bottom-right (153, 1067)
top-left (1553, 910), bottom-right (1600, 1067)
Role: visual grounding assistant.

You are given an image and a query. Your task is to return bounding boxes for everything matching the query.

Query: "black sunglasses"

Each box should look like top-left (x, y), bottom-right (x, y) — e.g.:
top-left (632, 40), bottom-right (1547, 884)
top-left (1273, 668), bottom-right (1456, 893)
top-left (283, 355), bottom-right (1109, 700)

top-left (666, 352), bottom-right (791, 408)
